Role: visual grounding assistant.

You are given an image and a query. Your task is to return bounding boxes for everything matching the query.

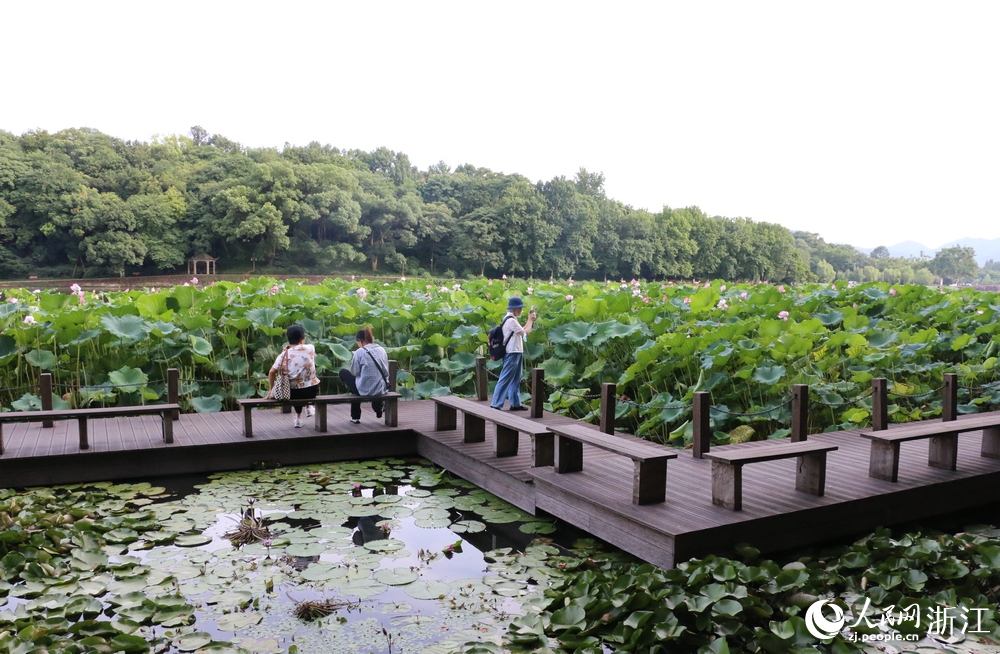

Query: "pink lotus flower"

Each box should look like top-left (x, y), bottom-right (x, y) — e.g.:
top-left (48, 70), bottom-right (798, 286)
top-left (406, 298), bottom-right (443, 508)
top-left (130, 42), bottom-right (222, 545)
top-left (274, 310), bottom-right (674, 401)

top-left (70, 283), bottom-right (81, 293)
top-left (439, 286), bottom-right (449, 292)
top-left (740, 291), bottom-right (748, 299)
top-left (705, 282), bottom-right (711, 288)
top-left (720, 285), bottom-right (726, 291)
top-left (642, 296), bottom-right (650, 303)
top-left (183, 282), bottom-right (190, 287)
top-left (778, 310), bottom-right (789, 321)
top-left (632, 289), bottom-right (641, 297)
top-left (889, 288), bottom-right (897, 296)
top-left (527, 287), bottom-right (533, 295)
top-left (568, 280), bottom-right (574, 287)
top-left (502, 274), bottom-right (507, 280)
top-left (452, 283), bottom-right (461, 290)
top-left (356, 287), bottom-right (369, 300)
top-left (717, 299), bottom-right (727, 309)
top-left (7, 298), bottom-right (15, 303)
top-left (853, 303), bottom-right (858, 308)
top-left (400, 276), bottom-right (406, 281)
top-left (978, 310), bottom-right (985, 315)
top-left (683, 297), bottom-right (691, 304)
top-left (778, 285), bottom-right (785, 293)
top-left (78, 293), bottom-right (85, 304)
top-left (23, 315), bottom-right (35, 325)
top-left (190, 277), bottom-right (198, 284)
top-left (565, 294), bottom-right (573, 300)
top-left (270, 285), bottom-right (279, 294)
top-left (486, 293), bottom-right (491, 298)
top-left (488, 279), bottom-right (493, 285)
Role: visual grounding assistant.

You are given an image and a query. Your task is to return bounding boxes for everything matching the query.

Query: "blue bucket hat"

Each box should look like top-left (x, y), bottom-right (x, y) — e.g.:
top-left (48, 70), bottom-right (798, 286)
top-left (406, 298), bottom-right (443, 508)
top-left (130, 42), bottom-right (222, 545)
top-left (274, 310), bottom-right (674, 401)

top-left (507, 296), bottom-right (526, 311)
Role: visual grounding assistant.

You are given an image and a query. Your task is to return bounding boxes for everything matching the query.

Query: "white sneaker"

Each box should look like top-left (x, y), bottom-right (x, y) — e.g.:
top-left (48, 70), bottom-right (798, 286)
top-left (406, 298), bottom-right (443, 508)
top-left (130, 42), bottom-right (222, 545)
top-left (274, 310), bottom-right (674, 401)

top-left (293, 418), bottom-right (303, 428)
top-left (304, 406), bottom-right (314, 418)
top-left (350, 418), bottom-right (360, 424)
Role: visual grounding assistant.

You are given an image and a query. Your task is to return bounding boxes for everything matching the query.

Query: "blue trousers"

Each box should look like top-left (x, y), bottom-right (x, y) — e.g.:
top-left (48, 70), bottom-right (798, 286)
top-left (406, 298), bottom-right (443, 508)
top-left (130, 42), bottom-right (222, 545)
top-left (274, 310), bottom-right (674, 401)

top-left (491, 352), bottom-right (523, 409)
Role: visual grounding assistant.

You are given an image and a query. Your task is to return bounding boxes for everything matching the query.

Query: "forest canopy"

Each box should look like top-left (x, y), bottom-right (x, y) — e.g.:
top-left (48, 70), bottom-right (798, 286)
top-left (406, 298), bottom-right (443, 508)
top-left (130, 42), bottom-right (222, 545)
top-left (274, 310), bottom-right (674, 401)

top-left (0, 127), bottom-right (966, 284)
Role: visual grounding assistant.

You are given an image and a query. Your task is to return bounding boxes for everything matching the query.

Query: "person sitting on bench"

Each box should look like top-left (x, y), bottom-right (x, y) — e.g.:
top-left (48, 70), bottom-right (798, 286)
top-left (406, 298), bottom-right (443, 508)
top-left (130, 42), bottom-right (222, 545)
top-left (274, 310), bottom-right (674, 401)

top-left (339, 326), bottom-right (390, 424)
top-left (267, 325), bottom-right (320, 428)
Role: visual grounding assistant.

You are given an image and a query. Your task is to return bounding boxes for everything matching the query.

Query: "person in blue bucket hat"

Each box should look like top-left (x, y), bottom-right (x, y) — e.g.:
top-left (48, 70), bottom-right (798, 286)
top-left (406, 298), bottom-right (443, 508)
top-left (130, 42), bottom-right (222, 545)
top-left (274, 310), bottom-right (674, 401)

top-left (490, 296), bottom-right (536, 411)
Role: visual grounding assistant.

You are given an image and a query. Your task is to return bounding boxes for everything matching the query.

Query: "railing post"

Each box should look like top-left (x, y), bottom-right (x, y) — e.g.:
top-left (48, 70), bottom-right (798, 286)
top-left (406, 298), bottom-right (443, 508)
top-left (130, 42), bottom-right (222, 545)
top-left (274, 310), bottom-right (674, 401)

top-left (167, 368), bottom-right (179, 420)
top-left (40, 373), bottom-right (53, 428)
top-left (872, 378), bottom-right (888, 431)
top-left (475, 356), bottom-right (487, 401)
top-left (943, 373), bottom-right (957, 422)
top-left (600, 383), bottom-right (616, 435)
top-left (792, 384), bottom-right (808, 442)
top-left (530, 368), bottom-right (544, 419)
top-left (693, 391), bottom-right (710, 458)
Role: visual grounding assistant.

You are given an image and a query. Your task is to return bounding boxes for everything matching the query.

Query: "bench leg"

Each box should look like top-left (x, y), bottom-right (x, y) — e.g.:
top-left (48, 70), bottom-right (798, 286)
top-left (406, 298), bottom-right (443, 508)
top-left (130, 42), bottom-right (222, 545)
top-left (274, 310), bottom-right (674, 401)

top-left (495, 425), bottom-right (518, 458)
top-left (711, 460), bottom-right (741, 511)
top-left (796, 452), bottom-right (827, 496)
top-left (315, 403), bottom-right (327, 432)
top-left (532, 433), bottom-right (554, 467)
top-left (0, 422), bottom-right (4, 455)
top-left (243, 404), bottom-right (254, 438)
top-left (385, 398), bottom-right (397, 427)
top-left (929, 433), bottom-right (958, 471)
top-left (869, 440), bottom-right (899, 482)
top-left (463, 414), bottom-right (485, 443)
top-left (983, 427), bottom-right (1000, 459)
top-left (78, 417), bottom-right (89, 450)
top-left (435, 403), bottom-right (457, 431)
top-left (554, 436), bottom-right (583, 473)
top-left (163, 411), bottom-right (173, 444)
top-left (633, 457), bottom-right (667, 505)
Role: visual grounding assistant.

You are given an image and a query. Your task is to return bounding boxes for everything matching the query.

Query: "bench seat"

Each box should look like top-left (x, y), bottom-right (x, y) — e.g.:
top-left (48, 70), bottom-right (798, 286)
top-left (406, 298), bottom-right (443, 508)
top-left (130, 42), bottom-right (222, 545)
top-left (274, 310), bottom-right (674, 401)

top-left (704, 441), bottom-right (838, 511)
top-left (546, 422), bottom-right (678, 505)
top-left (860, 412), bottom-right (1000, 481)
top-left (237, 393), bottom-right (401, 438)
top-left (0, 404), bottom-right (180, 452)
top-left (431, 396), bottom-right (554, 465)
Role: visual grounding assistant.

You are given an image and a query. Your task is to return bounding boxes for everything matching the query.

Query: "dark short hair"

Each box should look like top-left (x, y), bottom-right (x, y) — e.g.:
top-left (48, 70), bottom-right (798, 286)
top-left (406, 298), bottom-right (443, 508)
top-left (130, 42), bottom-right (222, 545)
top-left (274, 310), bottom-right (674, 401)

top-left (287, 325), bottom-right (306, 344)
top-left (356, 326), bottom-right (374, 345)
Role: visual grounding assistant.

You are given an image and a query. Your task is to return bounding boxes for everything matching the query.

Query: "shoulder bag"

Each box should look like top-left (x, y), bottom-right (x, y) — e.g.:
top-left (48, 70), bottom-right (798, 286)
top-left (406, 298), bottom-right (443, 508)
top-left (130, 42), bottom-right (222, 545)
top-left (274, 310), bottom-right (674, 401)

top-left (272, 348), bottom-right (292, 401)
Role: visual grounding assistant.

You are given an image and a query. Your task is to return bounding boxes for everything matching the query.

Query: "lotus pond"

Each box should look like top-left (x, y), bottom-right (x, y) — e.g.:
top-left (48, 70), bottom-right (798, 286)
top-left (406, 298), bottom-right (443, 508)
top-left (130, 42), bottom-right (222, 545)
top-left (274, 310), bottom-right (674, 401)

top-left (0, 457), bottom-right (629, 654)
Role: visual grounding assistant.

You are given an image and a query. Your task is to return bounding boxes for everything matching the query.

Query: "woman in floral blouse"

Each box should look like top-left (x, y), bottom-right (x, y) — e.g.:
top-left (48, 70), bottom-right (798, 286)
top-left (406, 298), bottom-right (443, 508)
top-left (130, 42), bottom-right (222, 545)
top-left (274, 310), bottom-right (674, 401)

top-left (267, 325), bottom-right (320, 428)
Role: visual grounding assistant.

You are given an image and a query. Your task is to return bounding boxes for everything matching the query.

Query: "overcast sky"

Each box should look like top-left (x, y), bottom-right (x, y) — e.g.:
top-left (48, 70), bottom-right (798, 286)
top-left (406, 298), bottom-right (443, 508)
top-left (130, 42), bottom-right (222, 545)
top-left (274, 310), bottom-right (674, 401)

top-left (3, 1), bottom-right (997, 250)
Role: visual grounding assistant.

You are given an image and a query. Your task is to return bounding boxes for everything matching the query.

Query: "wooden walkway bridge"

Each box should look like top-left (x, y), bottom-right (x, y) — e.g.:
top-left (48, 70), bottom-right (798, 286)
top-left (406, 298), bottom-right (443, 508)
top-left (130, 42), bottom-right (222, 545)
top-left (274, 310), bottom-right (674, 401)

top-left (3, 395), bottom-right (1000, 569)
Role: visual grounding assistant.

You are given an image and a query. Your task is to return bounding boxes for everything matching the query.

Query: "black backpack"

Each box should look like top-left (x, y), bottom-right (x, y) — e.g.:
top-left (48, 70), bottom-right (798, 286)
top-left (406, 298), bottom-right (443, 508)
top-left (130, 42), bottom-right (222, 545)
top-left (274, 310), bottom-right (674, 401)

top-left (487, 315), bottom-right (515, 361)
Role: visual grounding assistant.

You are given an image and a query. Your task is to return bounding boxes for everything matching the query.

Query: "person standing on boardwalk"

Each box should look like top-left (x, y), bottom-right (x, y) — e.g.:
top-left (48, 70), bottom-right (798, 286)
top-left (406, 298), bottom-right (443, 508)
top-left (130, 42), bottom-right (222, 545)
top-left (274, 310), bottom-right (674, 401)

top-left (490, 297), bottom-right (536, 411)
top-left (339, 326), bottom-right (390, 424)
top-left (267, 325), bottom-right (320, 428)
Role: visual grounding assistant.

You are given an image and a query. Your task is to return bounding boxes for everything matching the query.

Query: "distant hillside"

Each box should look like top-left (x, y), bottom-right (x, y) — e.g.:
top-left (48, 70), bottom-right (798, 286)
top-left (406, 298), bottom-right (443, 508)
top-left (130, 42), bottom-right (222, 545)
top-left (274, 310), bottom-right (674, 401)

top-left (883, 238), bottom-right (1000, 266)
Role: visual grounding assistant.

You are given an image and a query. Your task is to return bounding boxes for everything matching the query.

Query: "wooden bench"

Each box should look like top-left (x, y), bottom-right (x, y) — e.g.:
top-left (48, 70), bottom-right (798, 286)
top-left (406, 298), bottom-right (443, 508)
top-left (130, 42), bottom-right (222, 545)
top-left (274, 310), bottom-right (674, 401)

top-left (0, 404), bottom-right (180, 454)
top-left (237, 393), bottom-right (401, 438)
top-left (862, 412), bottom-right (1000, 482)
top-left (546, 422), bottom-right (678, 505)
top-left (703, 441), bottom-right (839, 511)
top-left (431, 396), bottom-right (554, 466)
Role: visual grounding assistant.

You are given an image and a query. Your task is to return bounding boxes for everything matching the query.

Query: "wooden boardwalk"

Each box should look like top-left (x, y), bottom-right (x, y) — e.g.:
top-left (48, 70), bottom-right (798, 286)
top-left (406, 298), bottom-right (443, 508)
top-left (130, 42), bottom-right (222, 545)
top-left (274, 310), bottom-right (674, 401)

top-left (3, 401), bottom-right (1000, 569)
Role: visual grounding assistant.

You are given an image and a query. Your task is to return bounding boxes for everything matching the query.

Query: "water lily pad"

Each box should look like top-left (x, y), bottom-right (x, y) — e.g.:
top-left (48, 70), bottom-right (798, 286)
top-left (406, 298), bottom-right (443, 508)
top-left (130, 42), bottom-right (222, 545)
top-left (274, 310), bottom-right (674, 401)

top-left (285, 543), bottom-right (327, 557)
top-left (175, 632), bottom-right (213, 651)
top-left (174, 534), bottom-right (212, 547)
top-left (373, 567), bottom-right (419, 586)
top-left (363, 539), bottom-right (404, 552)
top-left (450, 520), bottom-right (486, 534)
top-left (415, 517), bottom-right (452, 529)
top-left (339, 578), bottom-right (387, 599)
top-left (519, 521), bottom-right (557, 534)
top-left (301, 564), bottom-right (348, 582)
top-left (405, 580), bottom-right (451, 600)
top-left (215, 611), bottom-right (262, 631)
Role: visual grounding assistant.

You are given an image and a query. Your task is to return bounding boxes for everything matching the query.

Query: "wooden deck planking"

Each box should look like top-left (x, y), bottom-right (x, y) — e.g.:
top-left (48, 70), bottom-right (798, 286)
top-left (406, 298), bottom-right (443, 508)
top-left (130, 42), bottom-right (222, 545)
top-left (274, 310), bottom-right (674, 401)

top-left (4, 401), bottom-right (1000, 568)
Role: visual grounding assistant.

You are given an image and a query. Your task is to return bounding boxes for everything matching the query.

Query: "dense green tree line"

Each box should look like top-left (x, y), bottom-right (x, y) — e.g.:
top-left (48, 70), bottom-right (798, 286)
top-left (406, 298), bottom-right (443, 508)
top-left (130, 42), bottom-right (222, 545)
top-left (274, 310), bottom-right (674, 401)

top-left (0, 127), bottom-right (978, 284)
